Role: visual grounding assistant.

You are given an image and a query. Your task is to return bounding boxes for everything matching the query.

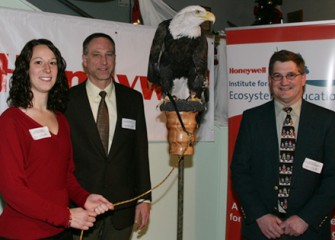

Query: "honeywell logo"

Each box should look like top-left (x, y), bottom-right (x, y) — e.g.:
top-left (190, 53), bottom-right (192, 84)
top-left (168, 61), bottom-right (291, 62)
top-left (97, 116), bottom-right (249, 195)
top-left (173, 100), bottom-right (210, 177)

top-left (229, 67), bottom-right (267, 75)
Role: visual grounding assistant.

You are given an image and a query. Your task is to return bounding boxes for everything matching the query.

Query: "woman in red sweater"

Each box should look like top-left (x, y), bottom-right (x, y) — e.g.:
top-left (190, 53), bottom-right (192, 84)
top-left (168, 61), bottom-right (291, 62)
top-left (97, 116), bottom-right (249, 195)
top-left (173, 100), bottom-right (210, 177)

top-left (0, 39), bottom-right (113, 239)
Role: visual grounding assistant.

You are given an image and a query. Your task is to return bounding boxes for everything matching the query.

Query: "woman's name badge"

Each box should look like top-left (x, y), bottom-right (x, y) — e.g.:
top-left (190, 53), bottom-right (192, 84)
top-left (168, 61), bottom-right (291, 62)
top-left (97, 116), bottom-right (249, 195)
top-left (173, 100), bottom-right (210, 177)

top-left (29, 126), bottom-right (51, 140)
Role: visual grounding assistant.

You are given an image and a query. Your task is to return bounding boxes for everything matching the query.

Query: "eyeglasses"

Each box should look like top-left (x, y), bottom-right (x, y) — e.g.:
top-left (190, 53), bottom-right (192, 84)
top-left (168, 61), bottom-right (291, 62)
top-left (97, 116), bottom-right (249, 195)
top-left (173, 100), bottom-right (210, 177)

top-left (270, 72), bottom-right (303, 82)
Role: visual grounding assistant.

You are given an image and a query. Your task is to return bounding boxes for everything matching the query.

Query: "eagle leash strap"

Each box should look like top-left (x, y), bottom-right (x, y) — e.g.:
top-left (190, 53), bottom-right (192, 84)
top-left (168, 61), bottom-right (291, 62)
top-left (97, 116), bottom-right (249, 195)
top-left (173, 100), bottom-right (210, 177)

top-left (166, 92), bottom-right (190, 135)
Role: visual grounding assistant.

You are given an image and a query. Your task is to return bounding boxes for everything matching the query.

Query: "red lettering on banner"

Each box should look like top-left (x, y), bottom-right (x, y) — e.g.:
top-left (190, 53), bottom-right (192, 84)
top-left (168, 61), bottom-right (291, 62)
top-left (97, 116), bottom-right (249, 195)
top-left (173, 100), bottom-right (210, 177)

top-left (65, 70), bottom-right (87, 87)
top-left (229, 67), bottom-right (267, 75)
top-left (117, 74), bottom-right (139, 88)
top-left (143, 82), bottom-right (162, 100)
top-left (0, 53), bottom-right (14, 92)
top-left (117, 74), bottom-right (162, 100)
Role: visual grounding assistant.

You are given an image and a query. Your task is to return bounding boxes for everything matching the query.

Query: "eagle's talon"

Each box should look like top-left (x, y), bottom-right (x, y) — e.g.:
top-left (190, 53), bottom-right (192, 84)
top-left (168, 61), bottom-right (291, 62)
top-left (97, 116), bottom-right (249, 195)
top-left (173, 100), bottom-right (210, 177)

top-left (188, 96), bottom-right (202, 103)
top-left (163, 94), bottom-right (178, 102)
top-left (156, 101), bottom-right (165, 110)
top-left (163, 96), bottom-right (170, 102)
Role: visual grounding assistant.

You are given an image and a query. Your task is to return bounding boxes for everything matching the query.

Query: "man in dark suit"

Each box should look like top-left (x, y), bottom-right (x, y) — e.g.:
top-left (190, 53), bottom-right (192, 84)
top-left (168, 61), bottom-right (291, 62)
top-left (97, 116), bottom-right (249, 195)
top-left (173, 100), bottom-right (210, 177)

top-left (231, 50), bottom-right (335, 239)
top-left (65, 33), bottom-right (151, 240)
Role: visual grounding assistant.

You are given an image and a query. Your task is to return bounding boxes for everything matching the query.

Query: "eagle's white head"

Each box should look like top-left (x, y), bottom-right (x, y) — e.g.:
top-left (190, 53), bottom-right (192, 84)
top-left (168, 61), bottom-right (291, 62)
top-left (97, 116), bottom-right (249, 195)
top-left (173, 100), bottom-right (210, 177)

top-left (169, 5), bottom-right (216, 40)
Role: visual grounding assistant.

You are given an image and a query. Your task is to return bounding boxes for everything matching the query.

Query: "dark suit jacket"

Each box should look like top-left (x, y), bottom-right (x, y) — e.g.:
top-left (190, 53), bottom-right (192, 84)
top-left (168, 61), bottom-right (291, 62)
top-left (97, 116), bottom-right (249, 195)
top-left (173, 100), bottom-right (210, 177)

top-left (65, 81), bottom-right (151, 229)
top-left (231, 99), bottom-right (335, 239)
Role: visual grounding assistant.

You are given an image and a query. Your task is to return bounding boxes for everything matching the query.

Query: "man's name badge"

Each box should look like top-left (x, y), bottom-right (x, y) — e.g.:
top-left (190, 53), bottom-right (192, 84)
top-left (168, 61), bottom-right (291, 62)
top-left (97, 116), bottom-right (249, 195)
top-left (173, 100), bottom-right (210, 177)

top-left (29, 126), bottom-right (51, 140)
top-left (302, 158), bottom-right (323, 174)
top-left (122, 118), bottom-right (136, 130)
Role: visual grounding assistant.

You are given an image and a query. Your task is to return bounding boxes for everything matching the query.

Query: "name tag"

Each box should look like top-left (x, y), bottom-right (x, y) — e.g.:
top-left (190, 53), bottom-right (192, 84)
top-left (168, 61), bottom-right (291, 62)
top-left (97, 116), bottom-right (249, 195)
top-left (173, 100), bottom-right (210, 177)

top-left (302, 158), bottom-right (323, 174)
top-left (122, 118), bottom-right (136, 130)
top-left (29, 126), bottom-right (51, 140)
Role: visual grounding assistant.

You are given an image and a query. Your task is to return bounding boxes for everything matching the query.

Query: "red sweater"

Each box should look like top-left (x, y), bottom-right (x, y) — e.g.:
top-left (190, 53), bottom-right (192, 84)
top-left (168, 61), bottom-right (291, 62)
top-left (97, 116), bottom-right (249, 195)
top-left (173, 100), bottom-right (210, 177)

top-left (0, 107), bottom-right (90, 239)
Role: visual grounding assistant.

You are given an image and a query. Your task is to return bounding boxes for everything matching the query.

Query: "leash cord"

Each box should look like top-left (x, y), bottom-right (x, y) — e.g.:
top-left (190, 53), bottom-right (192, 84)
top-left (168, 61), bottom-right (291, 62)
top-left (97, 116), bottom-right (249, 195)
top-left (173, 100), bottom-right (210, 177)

top-left (79, 160), bottom-right (178, 240)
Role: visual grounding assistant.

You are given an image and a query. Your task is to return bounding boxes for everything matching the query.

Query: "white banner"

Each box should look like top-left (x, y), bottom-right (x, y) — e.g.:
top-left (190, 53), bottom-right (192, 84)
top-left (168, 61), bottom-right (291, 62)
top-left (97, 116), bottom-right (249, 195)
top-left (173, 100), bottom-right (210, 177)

top-left (0, 7), bottom-right (214, 141)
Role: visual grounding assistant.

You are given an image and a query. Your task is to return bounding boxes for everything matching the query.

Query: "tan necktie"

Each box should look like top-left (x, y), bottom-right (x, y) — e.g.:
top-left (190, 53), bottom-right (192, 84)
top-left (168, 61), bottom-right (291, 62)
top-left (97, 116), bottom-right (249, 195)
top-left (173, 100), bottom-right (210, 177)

top-left (278, 107), bottom-right (295, 213)
top-left (96, 91), bottom-right (109, 155)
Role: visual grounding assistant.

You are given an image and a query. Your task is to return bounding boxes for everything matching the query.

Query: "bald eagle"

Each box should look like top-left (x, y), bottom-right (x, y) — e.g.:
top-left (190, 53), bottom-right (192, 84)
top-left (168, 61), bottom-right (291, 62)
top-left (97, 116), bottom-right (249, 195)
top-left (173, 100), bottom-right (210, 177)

top-left (147, 5), bottom-right (215, 104)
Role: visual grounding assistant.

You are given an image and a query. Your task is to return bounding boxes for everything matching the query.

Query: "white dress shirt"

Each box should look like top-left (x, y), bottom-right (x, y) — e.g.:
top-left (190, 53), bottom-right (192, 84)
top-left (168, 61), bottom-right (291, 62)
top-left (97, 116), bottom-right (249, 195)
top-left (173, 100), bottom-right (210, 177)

top-left (86, 80), bottom-right (117, 153)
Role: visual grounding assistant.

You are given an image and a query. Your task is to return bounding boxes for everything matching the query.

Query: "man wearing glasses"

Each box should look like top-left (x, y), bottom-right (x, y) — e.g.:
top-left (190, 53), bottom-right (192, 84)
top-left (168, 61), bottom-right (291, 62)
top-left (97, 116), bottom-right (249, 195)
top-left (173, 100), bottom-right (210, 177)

top-left (231, 50), bottom-right (335, 239)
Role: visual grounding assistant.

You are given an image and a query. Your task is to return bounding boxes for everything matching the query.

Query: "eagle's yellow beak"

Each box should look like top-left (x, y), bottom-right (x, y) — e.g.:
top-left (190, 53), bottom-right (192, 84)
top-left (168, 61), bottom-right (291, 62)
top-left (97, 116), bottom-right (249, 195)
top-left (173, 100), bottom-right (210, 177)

top-left (202, 11), bottom-right (216, 24)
